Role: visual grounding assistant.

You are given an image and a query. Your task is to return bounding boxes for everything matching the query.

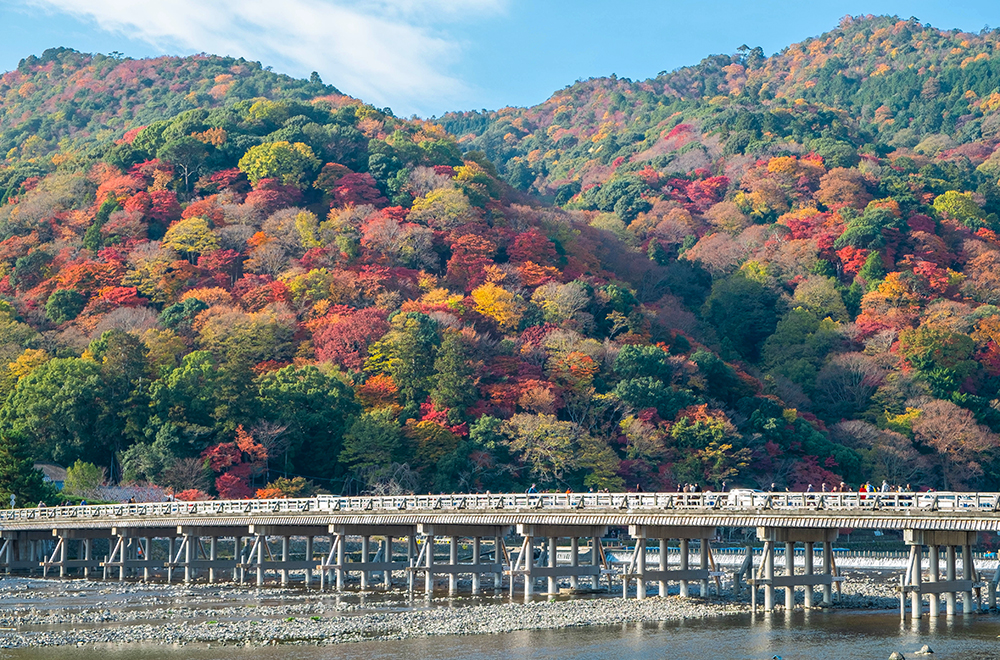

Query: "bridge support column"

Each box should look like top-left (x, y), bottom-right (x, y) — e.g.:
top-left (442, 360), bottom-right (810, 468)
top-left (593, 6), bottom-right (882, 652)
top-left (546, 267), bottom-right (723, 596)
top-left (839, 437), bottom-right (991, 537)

top-left (911, 545), bottom-right (922, 617)
top-left (963, 543), bottom-right (974, 614)
top-left (449, 536), bottom-right (458, 595)
top-left (757, 528), bottom-right (839, 612)
top-left (513, 525), bottom-right (604, 598)
top-left (928, 545), bottom-right (939, 618)
top-left (680, 539), bottom-right (689, 598)
top-left (525, 536), bottom-right (535, 600)
top-left (256, 535), bottom-right (264, 587)
top-left (904, 531), bottom-right (977, 619)
top-left (280, 536), bottom-right (290, 587)
top-left (166, 537), bottom-right (175, 583)
top-left (495, 535), bottom-right (504, 591)
top-left (208, 536), bottom-right (217, 584)
top-left (784, 542), bottom-right (794, 607)
top-left (659, 538), bottom-right (668, 597)
top-left (425, 535), bottom-right (434, 595)
top-left (626, 527), bottom-right (716, 600)
top-left (569, 537), bottom-right (579, 591)
top-left (548, 537), bottom-right (558, 595)
top-left (407, 535), bottom-right (416, 593)
top-left (235, 536), bottom-right (243, 583)
top-left (141, 537), bottom-right (150, 581)
top-left (591, 536), bottom-right (600, 590)
top-left (635, 537), bottom-right (646, 600)
top-left (336, 533), bottom-right (345, 591)
top-left (184, 534), bottom-right (193, 584)
top-left (803, 542), bottom-right (814, 609)
top-left (763, 541), bottom-right (774, 612)
top-left (383, 536), bottom-right (391, 590)
top-left (702, 538), bottom-right (711, 598)
top-left (946, 545), bottom-right (956, 616)
top-left (471, 537), bottom-right (480, 595)
top-left (360, 536), bottom-right (370, 590)
top-left (822, 541), bottom-right (832, 606)
top-left (83, 539), bottom-right (92, 578)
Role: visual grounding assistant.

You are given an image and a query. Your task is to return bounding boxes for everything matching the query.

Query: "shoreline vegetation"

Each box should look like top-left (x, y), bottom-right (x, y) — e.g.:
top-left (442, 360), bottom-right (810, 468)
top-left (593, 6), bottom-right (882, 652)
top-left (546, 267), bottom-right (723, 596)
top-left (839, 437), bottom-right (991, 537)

top-left (0, 572), bottom-right (903, 648)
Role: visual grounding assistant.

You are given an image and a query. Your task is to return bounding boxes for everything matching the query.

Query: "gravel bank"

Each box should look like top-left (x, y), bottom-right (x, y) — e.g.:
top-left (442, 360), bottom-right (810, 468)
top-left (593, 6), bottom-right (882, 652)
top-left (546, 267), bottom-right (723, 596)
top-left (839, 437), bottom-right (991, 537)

top-left (0, 571), bottom-right (905, 648)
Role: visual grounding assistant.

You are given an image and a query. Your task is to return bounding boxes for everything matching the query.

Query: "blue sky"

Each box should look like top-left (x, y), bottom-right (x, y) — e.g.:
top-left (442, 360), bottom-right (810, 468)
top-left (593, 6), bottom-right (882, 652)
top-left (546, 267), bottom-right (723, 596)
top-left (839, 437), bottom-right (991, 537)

top-left (2, 1), bottom-right (999, 117)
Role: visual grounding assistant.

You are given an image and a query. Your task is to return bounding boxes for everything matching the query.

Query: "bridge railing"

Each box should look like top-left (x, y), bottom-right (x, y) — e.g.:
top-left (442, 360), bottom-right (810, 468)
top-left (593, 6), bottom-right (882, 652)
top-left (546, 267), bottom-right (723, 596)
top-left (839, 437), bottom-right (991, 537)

top-left (1, 490), bottom-right (997, 525)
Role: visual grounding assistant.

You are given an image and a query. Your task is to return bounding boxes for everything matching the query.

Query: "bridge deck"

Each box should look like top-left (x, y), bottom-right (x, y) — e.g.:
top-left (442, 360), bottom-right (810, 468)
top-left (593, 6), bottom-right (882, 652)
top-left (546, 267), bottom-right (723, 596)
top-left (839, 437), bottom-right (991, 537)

top-left (2, 492), bottom-right (998, 532)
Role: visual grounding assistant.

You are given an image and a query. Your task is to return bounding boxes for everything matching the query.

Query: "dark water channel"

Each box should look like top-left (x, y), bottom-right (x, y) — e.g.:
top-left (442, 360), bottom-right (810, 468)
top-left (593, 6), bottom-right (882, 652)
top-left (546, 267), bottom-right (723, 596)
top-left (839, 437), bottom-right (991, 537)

top-left (4, 609), bottom-right (1000, 660)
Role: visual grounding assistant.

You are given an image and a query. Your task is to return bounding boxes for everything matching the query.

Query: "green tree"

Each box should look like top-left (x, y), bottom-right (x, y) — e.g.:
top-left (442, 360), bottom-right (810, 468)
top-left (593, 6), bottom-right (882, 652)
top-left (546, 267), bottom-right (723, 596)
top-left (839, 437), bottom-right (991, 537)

top-left (0, 434), bottom-right (55, 505)
top-left (898, 325), bottom-right (978, 396)
top-left (157, 136), bottom-right (208, 192)
top-left (45, 289), bottom-right (86, 324)
top-left (0, 358), bottom-right (110, 468)
top-left (257, 365), bottom-right (359, 479)
top-left (614, 344), bottom-right (671, 380)
top-left (63, 459), bottom-right (105, 496)
top-left (933, 190), bottom-right (993, 231)
top-left (613, 377), bottom-right (692, 419)
top-left (701, 271), bottom-right (779, 362)
top-left (162, 217), bottom-right (220, 261)
top-left (429, 331), bottom-right (477, 420)
top-left (238, 141), bottom-right (320, 186)
top-left (365, 312), bottom-right (439, 409)
top-left (83, 196), bottom-right (119, 253)
top-left (146, 351), bottom-right (250, 455)
top-left (339, 407), bottom-right (406, 474)
top-left (88, 330), bottom-right (151, 449)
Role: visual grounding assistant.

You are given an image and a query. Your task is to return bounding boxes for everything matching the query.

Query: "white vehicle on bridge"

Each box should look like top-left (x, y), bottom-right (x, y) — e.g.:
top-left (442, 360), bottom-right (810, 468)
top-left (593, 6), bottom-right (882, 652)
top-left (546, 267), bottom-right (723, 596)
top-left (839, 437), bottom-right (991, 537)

top-left (726, 489), bottom-right (768, 507)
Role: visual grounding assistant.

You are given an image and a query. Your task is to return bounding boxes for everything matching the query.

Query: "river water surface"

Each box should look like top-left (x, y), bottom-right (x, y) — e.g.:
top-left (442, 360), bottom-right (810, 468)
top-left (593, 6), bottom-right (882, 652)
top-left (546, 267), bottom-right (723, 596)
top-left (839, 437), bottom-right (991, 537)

top-left (5, 609), bottom-right (1000, 660)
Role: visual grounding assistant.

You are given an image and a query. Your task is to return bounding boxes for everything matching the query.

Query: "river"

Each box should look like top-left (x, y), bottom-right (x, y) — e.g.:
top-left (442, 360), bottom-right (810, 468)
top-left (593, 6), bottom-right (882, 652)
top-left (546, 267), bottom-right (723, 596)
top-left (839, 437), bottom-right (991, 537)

top-left (5, 609), bottom-right (1000, 660)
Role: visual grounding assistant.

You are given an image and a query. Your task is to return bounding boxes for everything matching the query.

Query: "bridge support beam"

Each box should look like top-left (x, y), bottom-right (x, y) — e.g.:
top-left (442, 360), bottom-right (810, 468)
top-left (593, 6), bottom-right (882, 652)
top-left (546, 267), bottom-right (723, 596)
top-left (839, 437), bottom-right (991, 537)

top-left (43, 528), bottom-right (113, 578)
top-left (625, 526), bottom-right (717, 599)
top-left (754, 528), bottom-right (840, 611)
top-left (325, 524), bottom-right (415, 593)
top-left (414, 524), bottom-right (509, 596)
top-left (238, 525), bottom-right (328, 587)
top-left (903, 530), bottom-right (979, 618)
top-left (514, 525), bottom-right (606, 597)
top-left (0, 531), bottom-right (53, 574)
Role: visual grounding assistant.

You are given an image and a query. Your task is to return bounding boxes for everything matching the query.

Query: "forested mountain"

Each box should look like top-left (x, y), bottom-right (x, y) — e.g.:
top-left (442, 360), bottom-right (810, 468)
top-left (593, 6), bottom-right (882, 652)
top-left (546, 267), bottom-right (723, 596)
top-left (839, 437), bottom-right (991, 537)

top-left (2, 17), bottom-right (1000, 503)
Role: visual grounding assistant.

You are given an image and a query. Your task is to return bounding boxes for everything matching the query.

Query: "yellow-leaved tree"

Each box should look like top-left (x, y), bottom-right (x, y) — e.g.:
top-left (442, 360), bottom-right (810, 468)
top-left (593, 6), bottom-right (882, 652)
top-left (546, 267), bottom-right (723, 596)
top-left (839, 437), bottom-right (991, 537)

top-left (471, 282), bottom-right (525, 331)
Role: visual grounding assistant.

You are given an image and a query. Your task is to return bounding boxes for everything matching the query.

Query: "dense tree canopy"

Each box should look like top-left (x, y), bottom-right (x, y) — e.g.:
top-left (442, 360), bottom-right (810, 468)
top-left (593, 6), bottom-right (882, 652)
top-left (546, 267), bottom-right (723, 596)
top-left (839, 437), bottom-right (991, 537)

top-left (5, 19), bottom-right (1000, 501)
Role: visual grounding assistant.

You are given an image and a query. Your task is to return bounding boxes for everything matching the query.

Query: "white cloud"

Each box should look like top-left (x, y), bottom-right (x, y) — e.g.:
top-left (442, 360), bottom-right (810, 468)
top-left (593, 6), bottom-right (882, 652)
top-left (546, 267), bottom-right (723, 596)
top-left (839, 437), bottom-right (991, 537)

top-left (23, 0), bottom-right (506, 115)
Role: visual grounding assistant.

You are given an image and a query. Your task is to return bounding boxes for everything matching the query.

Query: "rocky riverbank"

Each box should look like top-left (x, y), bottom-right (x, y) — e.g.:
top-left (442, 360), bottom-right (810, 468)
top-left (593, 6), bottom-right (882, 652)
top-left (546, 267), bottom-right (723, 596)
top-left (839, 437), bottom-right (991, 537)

top-left (0, 571), bottom-right (905, 648)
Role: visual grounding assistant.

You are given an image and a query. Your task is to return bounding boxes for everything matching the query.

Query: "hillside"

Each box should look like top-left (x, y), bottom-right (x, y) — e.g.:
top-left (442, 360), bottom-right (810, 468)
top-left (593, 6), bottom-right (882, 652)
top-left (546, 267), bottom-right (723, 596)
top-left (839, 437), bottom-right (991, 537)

top-left (2, 18), bottom-right (1000, 503)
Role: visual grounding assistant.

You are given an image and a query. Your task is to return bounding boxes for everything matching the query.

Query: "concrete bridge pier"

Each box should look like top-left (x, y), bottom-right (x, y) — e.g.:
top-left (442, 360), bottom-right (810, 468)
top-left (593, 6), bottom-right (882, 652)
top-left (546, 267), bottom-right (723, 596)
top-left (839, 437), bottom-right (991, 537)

top-left (415, 524), bottom-right (509, 596)
top-left (569, 537), bottom-right (579, 591)
top-left (754, 528), bottom-right (839, 612)
top-left (962, 542), bottom-right (975, 614)
top-left (903, 530), bottom-right (979, 618)
top-left (471, 537), bottom-right (480, 594)
top-left (241, 524), bottom-right (328, 587)
top-left (514, 525), bottom-right (605, 597)
top-left (0, 531), bottom-right (51, 574)
top-left (946, 545), bottom-right (956, 615)
top-left (46, 528), bottom-right (112, 578)
top-left (680, 539), bottom-right (689, 597)
top-left (326, 525), bottom-right (415, 593)
top-left (360, 536), bottom-right (370, 590)
top-left (625, 526), bottom-right (716, 600)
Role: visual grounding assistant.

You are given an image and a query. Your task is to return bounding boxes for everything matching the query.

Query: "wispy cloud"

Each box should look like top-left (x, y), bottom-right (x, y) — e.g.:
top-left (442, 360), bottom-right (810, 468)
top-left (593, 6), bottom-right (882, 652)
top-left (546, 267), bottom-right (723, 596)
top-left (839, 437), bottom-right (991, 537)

top-left (23, 0), bottom-right (506, 115)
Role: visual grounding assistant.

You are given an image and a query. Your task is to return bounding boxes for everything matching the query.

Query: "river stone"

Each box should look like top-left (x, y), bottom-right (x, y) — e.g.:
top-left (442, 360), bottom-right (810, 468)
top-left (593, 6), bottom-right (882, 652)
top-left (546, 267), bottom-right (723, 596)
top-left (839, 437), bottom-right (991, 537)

top-left (914, 646), bottom-right (933, 655)
top-left (888, 653), bottom-right (906, 660)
